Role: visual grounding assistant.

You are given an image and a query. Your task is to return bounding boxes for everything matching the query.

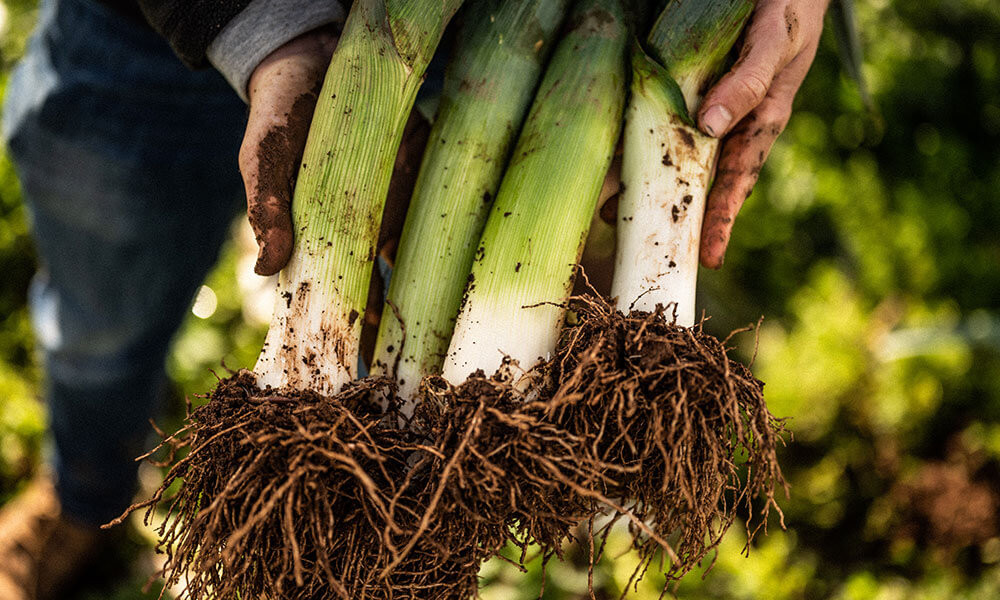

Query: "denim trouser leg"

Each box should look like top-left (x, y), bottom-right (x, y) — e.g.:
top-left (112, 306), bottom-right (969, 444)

top-left (2, 0), bottom-right (246, 525)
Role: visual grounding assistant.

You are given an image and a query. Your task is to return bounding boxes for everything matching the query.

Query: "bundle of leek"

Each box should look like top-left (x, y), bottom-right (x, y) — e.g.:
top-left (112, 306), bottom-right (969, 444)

top-left (112, 0), bottom-right (787, 596)
top-left (405, 0), bottom-right (784, 588)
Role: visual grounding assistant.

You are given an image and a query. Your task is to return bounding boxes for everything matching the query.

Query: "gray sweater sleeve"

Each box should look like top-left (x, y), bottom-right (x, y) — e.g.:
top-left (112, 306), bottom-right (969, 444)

top-left (207, 0), bottom-right (346, 103)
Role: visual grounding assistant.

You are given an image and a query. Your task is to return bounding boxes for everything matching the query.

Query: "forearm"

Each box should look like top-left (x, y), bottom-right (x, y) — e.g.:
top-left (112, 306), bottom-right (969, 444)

top-left (206, 0), bottom-right (345, 102)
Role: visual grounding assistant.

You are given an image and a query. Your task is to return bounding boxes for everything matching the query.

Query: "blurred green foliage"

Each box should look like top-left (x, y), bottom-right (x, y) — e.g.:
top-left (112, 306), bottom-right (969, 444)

top-left (0, 0), bottom-right (43, 503)
top-left (2, 0), bottom-right (1000, 598)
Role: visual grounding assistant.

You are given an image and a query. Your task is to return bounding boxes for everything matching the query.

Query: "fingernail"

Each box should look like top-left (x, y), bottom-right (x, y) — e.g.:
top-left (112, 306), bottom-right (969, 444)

top-left (701, 105), bottom-right (733, 138)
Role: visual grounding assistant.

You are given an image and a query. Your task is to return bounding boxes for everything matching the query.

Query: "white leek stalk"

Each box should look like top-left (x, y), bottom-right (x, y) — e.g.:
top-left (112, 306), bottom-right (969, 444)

top-left (254, 0), bottom-right (464, 393)
top-left (612, 0), bottom-right (754, 326)
top-left (443, 0), bottom-right (628, 385)
top-left (372, 0), bottom-right (570, 403)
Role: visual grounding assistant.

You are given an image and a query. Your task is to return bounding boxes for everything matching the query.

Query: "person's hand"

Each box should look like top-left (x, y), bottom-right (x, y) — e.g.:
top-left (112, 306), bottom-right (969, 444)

top-left (697, 0), bottom-right (830, 269)
top-left (239, 28), bottom-right (338, 276)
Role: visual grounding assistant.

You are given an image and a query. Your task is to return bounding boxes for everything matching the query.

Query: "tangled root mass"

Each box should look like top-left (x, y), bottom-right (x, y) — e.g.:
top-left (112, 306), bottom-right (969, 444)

top-left (114, 372), bottom-right (483, 600)
top-left (539, 296), bottom-right (787, 579)
top-left (116, 295), bottom-right (785, 599)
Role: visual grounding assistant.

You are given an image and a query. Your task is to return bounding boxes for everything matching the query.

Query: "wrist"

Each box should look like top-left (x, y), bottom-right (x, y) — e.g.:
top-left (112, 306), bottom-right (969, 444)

top-left (248, 27), bottom-right (339, 105)
top-left (206, 0), bottom-right (344, 103)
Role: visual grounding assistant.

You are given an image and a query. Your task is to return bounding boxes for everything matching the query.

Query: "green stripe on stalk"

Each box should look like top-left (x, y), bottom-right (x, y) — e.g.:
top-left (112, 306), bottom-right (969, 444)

top-left (442, 0), bottom-right (628, 385)
top-left (372, 0), bottom-right (571, 403)
top-left (254, 0), bottom-right (463, 394)
top-left (612, 0), bottom-right (753, 326)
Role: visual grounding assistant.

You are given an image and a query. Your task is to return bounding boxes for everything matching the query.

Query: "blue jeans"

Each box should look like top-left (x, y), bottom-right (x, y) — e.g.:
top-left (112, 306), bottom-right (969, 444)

top-left (2, 0), bottom-right (246, 525)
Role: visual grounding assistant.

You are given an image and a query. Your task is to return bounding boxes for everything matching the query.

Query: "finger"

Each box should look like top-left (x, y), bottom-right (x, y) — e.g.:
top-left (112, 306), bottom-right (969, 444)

top-left (698, 0), bottom-right (801, 139)
top-left (240, 92), bottom-right (316, 276)
top-left (699, 49), bottom-right (813, 269)
top-left (597, 152), bottom-right (622, 225)
top-left (239, 29), bottom-right (337, 276)
top-left (245, 169), bottom-right (294, 277)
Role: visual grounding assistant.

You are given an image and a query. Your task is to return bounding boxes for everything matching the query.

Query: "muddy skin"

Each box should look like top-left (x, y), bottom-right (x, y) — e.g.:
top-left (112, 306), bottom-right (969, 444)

top-left (702, 109), bottom-right (789, 264)
top-left (784, 4), bottom-right (800, 41)
top-left (249, 90), bottom-right (319, 276)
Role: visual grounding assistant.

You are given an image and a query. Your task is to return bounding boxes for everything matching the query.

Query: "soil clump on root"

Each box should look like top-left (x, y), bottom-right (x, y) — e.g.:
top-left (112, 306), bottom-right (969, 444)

top-left (112, 370), bottom-right (481, 600)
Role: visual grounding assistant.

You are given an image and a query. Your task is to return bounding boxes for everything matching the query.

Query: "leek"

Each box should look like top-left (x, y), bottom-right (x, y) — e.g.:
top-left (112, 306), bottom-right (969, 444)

top-left (442, 0), bottom-right (628, 385)
top-left (254, 0), bottom-right (464, 393)
top-left (372, 0), bottom-right (570, 403)
top-left (612, 0), bottom-right (754, 326)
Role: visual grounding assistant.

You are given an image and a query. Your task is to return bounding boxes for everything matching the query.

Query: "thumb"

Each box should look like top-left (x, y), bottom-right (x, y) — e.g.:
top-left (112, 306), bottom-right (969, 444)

top-left (697, 8), bottom-right (795, 138)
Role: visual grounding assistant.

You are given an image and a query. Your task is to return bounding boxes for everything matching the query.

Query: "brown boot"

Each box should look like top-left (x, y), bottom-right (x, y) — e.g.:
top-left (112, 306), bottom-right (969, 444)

top-left (0, 477), bottom-right (114, 600)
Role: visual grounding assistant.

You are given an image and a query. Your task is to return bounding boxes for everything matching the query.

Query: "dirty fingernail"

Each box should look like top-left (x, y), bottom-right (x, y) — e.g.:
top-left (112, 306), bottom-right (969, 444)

top-left (701, 105), bottom-right (733, 138)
